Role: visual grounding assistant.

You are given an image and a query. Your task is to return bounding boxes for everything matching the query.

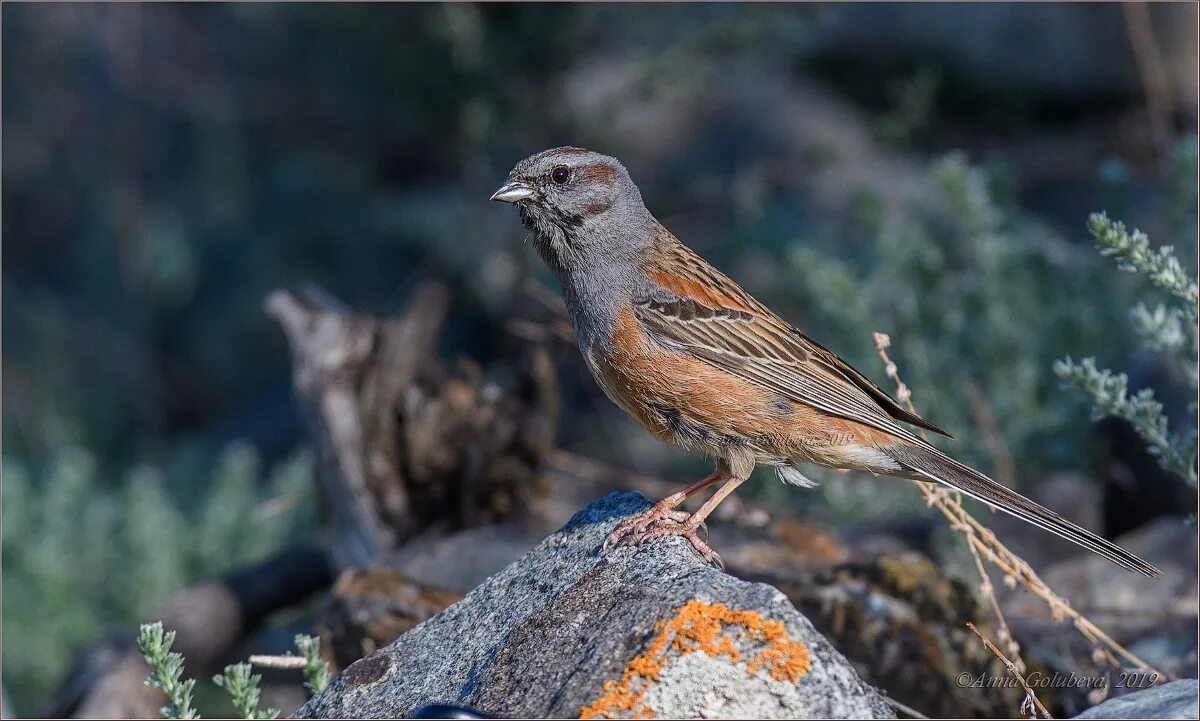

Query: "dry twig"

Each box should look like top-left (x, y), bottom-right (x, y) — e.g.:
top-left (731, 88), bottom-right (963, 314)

top-left (248, 655), bottom-right (308, 671)
top-left (871, 333), bottom-right (1167, 683)
top-left (968, 622), bottom-right (1053, 719)
top-left (965, 381), bottom-right (1019, 494)
top-left (1122, 2), bottom-right (1172, 161)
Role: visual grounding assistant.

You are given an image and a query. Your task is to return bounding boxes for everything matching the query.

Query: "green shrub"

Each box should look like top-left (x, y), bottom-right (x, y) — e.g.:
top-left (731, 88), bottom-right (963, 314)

top-left (1055, 213), bottom-right (1198, 488)
top-left (139, 622), bottom-right (200, 720)
top-left (212, 663), bottom-right (278, 720)
top-left (138, 622), bottom-right (329, 719)
top-left (786, 154), bottom-right (1155, 491)
top-left (1, 442), bottom-right (315, 716)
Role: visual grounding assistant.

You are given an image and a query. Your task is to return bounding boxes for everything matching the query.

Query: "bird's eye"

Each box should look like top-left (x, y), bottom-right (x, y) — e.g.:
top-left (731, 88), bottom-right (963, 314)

top-left (550, 165), bottom-right (570, 185)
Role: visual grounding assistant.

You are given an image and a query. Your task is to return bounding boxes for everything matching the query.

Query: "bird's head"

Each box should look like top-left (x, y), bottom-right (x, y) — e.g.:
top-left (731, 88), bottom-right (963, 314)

top-left (490, 146), bottom-right (653, 272)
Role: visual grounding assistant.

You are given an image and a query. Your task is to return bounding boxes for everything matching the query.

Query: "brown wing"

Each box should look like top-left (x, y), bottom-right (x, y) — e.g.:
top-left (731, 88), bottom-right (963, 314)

top-left (637, 241), bottom-right (950, 441)
top-left (793, 329), bottom-right (953, 438)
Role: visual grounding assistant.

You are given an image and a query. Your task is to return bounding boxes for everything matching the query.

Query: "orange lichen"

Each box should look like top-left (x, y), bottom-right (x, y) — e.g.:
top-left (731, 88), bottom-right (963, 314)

top-left (579, 601), bottom-right (812, 719)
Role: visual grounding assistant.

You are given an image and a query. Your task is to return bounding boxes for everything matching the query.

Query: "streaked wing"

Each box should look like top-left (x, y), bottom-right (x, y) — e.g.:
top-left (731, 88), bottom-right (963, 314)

top-left (791, 328), bottom-right (952, 438)
top-left (633, 268), bottom-right (949, 442)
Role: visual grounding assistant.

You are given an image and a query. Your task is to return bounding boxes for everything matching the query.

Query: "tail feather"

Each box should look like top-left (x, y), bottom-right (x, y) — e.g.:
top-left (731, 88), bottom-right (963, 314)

top-left (884, 443), bottom-right (1161, 578)
top-left (777, 464), bottom-right (819, 488)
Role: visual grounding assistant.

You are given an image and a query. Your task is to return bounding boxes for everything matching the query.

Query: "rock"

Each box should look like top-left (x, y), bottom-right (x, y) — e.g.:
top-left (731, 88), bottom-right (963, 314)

top-left (386, 525), bottom-right (541, 591)
top-left (989, 473), bottom-right (1104, 571)
top-left (767, 551), bottom-right (1051, 718)
top-left (1003, 516), bottom-right (1197, 628)
top-left (295, 492), bottom-right (895, 719)
top-left (317, 569), bottom-right (463, 673)
top-left (319, 519), bottom-right (846, 678)
top-left (998, 517), bottom-right (1198, 715)
top-left (1002, 518), bottom-right (1197, 660)
top-left (1074, 679), bottom-right (1199, 719)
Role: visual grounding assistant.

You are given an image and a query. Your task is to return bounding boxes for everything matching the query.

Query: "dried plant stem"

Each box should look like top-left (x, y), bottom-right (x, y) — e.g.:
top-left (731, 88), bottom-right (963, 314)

top-left (248, 655), bottom-right (307, 670)
top-left (968, 622), bottom-right (1053, 719)
top-left (880, 694), bottom-right (931, 720)
top-left (871, 333), bottom-right (1166, 680)
top-left (965, 380), bottom-right (1019, 493)
top-left (1122, 1), bottom-right (1172, 160)
top-left (964, 528), bottom-right (1021, 669)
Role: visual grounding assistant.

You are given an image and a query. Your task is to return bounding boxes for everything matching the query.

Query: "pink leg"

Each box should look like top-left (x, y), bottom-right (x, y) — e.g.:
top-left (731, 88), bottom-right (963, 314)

top-left (632, 475), bottom-right (748, 568)
top-left (604, 470), bottom-right (725, 549)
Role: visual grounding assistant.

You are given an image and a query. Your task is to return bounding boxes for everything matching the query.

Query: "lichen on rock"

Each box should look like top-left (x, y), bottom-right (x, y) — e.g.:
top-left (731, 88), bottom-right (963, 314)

top-left (295, 492), bottom-right (894, 720)
top-left (581, 600), bottom-right (812, 719)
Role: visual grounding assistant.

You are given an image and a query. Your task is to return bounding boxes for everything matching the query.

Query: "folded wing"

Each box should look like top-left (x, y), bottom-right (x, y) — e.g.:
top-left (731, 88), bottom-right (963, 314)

top-left (632, 291), bottom-right (949, 445)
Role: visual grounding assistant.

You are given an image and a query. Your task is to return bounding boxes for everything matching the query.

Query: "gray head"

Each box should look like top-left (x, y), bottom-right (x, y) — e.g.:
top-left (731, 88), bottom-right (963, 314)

top-left (490, 147), bottom-right (658, 275)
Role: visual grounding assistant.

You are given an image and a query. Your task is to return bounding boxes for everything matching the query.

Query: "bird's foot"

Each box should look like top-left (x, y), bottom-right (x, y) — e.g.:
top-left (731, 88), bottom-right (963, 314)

top-left (604, 502), bottom-right (691, 548)
top-left (605, 506), bottom-right (723, 569)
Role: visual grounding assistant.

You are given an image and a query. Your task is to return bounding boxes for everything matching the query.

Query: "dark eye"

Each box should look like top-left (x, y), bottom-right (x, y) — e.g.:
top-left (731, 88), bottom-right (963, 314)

top-left (550, 165), bottom-right (570, 185)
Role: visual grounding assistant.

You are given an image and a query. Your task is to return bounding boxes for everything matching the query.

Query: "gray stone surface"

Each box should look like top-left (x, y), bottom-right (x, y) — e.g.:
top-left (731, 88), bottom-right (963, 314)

top-left (386, 524), bottom-right (541, 591)
top-left (296, 492), bottom-right (894, 719)
top-left (1074, 679), bottom-right (1199, 719)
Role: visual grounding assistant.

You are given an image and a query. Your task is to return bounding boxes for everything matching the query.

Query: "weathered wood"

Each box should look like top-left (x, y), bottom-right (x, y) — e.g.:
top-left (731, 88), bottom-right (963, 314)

top-left (266, 284), bottom-right (450, 567)
top-left (266, 283), bottom-right (560, 569)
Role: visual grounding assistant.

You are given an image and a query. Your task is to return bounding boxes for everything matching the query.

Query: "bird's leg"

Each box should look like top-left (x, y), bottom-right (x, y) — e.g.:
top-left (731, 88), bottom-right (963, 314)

top-left (627, 475), bottom-right (749, 569)
top-left (604, 470), bottom-right (725, 550)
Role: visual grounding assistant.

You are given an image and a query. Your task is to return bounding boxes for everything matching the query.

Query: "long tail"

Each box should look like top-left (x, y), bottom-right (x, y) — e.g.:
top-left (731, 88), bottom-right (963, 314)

top-left (883, 442), bottom-right (1161, 577)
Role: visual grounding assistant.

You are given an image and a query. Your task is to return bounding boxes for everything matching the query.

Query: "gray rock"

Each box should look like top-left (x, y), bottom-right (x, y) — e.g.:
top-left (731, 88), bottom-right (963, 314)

top-left (386, 525), bottom-right (541, 591)
top-left (1074, 679), bottom-right (1199, 719)
top-left (1002, 517), bottom-right (1198, 685)
top-left (296, 492), bottom-right (895, 719)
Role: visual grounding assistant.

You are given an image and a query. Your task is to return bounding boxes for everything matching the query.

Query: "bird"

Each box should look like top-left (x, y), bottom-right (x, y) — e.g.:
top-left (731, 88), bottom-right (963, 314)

top-left (490, 146), bottom-right (1160, 577)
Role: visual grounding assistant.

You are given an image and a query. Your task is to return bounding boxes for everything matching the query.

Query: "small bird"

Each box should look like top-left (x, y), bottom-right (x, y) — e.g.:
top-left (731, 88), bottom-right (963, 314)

top-left (491, 146), bottom-right (1160, 577)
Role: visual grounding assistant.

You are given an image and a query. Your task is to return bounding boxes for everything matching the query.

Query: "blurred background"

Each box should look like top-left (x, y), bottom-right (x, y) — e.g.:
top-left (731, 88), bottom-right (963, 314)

top-left (3, 3), bottom-right (1197, 717)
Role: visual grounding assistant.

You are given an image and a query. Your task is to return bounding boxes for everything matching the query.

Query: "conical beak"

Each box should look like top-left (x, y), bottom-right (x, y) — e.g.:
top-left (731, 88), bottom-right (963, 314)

top-left (489, 179), bottom-right (536, 203)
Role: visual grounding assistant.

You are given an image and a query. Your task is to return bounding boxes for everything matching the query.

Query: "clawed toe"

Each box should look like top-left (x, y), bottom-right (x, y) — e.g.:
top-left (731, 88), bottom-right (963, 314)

top-left (604, 505), bottom-right (688, 549)
top-left (636, 521), bottom-right (723, 569)
top-left (690, 536), bottom-right (724, 569)
top-left (604, 509), bottom-right (723, 568)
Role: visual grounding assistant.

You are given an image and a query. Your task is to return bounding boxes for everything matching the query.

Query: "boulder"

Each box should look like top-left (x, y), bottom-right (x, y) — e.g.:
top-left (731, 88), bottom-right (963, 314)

top-left (769, 552), bottom-right (1049, 718)
top-left (1074, 679), bottom-right (1199, 719)
top-left (296, 492), bottom-right (895, 719)
top-left (1001, 516), bottom-right (1198, 708)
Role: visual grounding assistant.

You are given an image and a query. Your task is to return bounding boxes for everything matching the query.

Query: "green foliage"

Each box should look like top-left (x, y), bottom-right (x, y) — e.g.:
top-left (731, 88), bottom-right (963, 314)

top-left (295, 634), bottom-right (332, 695)
top-left (1, 443), bottom-right (315, 716)
top-left (138, 622), bottom-right (200, 720)
top-left (1055, 213), bottom-right (1199, 487)
top-left (1055, 358), bottom-right (1196, 486)
top-left (786, 153), bottom-right (1140, 483)
top-left (136, 625), bottom-right (329, 719)
top-left (125, 466), bottom-right (191, 617)
top-left (873, 66), bottom-right (941, 147)
top-left (1087, 212), bottom-right (1199, 319)
top-left (2, 451), bottom-right (111, 712)
top-left (213, 663), bottom-right (280, 719)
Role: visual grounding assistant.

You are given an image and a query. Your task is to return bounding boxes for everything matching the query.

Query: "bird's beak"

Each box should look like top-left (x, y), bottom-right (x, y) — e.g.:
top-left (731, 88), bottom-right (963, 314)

top-left (489, 179), bottom-right (536, 204)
